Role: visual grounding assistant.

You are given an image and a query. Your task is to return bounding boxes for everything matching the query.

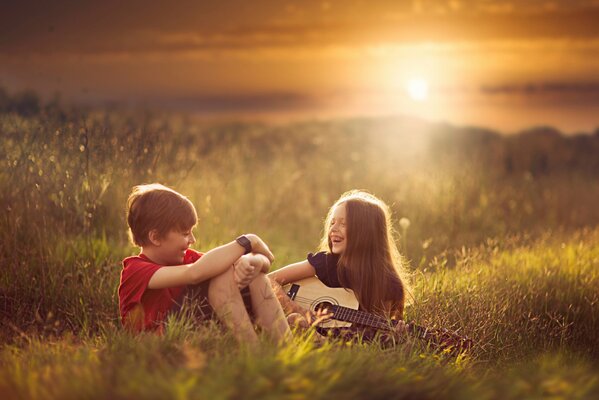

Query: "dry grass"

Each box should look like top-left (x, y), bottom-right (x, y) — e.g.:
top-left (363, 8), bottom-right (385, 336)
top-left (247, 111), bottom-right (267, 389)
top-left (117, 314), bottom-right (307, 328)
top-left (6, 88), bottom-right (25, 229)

top-left (1, 109), bottom-right (599, 399)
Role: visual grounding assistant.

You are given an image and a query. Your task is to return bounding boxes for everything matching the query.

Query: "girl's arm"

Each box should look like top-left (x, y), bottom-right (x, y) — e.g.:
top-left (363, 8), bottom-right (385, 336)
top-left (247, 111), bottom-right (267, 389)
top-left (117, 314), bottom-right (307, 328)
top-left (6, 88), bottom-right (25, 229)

top-left (268, 260), bottom-right (315, 285)
top-left (148, 234), bottom-right (273, 289)
top-left (267, 260), bottom-right (316, 315)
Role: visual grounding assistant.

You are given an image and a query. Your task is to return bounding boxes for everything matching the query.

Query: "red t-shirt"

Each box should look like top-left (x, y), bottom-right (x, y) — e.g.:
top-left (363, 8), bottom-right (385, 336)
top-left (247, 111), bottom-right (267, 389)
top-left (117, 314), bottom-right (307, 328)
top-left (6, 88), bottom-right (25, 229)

top-left (118, 248), bottom-right (204, 334)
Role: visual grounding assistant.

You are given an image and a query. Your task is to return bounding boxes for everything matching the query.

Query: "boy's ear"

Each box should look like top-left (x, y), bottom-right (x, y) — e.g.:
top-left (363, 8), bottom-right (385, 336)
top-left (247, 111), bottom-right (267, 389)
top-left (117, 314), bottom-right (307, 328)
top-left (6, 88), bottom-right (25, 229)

top-left (148, 229), bottom-right (162, 246)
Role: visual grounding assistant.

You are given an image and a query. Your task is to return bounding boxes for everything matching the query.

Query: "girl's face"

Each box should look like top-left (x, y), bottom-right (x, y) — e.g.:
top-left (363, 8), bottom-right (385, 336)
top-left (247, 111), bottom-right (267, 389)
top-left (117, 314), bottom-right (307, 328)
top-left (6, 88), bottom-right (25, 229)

top-left (329, 203), bottom-right (347, 254)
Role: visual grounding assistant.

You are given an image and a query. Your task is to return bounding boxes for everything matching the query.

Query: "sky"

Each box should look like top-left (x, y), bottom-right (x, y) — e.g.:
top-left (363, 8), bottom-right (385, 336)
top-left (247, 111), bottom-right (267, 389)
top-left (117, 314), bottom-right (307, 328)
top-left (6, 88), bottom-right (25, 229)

top-left (1, 0), bottom-right (599, 133)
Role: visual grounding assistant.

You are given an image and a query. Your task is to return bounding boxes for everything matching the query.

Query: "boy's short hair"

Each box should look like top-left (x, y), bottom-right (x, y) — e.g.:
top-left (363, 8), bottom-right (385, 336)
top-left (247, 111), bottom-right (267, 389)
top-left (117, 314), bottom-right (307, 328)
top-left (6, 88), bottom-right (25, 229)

top-left (126, 183), bottom-right (197, 246)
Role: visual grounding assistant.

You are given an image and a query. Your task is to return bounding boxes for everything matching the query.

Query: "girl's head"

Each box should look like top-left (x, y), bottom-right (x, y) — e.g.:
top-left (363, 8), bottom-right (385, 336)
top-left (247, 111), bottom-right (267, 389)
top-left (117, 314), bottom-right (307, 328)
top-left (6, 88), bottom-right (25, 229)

top-left (320, 190), bottom-right (395, 258)
top-left (319, 190), bottom-right (409, 316)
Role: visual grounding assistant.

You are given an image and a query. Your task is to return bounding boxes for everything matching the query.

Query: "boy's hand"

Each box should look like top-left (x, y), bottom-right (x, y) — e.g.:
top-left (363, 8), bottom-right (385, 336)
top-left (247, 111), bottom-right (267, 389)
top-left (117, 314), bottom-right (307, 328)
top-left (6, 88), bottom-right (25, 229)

top-left (234, 254), bottom-right (271, 289)
top-left (233, 257), bottom-right (255, 289)
top-left (246, 234), bottom-right (274, 263)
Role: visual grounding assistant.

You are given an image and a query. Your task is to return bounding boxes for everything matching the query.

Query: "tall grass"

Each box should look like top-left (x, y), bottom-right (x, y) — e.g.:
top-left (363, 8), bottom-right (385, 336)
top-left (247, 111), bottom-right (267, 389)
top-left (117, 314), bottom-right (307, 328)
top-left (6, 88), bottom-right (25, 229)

top-left (1, 109), bottom-right (599, 399)
top-left (1, 307), bottom-right (598, 399)
top-left (409, 229), bottom-right (599, 363)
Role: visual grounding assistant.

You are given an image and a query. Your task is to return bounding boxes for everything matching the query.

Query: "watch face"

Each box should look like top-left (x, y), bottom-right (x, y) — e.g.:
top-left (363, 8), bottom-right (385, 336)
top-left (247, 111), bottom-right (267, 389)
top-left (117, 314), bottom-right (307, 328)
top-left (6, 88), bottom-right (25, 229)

top-left (237, 236), bottom-right (251, 253)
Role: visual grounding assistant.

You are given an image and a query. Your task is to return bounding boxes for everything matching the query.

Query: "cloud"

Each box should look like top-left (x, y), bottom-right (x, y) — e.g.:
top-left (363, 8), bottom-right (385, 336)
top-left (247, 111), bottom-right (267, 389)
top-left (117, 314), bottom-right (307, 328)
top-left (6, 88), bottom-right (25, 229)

top-left (479, 82), bottom-right (599, 106)
top-left (2, 2), bottom-right (599, 56)
top-left (481, 82), bottom-right (599, 95)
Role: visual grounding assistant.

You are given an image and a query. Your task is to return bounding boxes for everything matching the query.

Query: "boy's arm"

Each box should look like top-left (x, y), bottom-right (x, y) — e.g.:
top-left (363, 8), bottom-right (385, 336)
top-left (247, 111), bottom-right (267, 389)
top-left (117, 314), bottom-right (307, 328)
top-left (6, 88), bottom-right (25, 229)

top-left (148, 234), bottom-right (273, 289)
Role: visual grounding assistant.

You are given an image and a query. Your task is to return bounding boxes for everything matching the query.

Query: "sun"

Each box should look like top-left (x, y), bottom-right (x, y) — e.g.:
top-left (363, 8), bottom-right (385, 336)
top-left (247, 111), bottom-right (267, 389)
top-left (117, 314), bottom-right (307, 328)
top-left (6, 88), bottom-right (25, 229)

top-left (406, 78), bottom-right (429, 102)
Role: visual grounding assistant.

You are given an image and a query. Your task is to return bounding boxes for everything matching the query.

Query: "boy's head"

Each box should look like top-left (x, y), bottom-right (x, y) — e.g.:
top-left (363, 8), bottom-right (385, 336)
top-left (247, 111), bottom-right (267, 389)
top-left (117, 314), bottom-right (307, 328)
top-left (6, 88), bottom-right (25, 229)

top-left (126, 183), bottom-right (197, 247)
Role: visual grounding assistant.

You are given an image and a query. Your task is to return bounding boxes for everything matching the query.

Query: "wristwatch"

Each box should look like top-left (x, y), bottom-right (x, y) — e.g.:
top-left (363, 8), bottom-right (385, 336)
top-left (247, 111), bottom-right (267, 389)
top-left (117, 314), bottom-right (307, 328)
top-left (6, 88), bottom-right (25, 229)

top-left (235, 235), bottom-right (252, 255)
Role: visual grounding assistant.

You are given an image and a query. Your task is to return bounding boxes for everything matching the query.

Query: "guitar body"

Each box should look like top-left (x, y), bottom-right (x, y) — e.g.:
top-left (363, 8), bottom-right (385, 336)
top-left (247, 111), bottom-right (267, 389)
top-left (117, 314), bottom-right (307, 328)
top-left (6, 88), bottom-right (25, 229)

top-left (284, 276), bottom-right (359, 328)
top-left (284, 277), bottom-right (474, 352)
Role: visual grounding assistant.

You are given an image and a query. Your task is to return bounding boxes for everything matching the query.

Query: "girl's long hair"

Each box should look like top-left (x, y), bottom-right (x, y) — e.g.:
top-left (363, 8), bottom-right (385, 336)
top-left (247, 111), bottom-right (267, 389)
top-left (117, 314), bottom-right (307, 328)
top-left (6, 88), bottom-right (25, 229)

top-left (318, 190), bottom-right (411, 319)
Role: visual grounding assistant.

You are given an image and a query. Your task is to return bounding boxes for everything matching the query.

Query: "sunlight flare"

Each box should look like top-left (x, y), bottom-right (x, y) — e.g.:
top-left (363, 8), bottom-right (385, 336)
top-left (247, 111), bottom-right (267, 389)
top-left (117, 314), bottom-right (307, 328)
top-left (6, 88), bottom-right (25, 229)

top-left (406, 78), bottom-right (429, 101)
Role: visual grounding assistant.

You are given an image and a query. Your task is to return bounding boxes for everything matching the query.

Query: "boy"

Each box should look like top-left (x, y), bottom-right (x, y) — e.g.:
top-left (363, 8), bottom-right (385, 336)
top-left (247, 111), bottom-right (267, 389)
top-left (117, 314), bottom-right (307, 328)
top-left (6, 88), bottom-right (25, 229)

top-left (118, 183), bottom-right (290, 344)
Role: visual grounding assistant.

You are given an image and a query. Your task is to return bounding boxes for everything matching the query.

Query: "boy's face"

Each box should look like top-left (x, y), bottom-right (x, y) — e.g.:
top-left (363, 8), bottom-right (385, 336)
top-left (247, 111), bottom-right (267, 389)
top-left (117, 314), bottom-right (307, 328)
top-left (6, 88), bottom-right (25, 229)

top-left (154, 227), bottom-right (196, 265)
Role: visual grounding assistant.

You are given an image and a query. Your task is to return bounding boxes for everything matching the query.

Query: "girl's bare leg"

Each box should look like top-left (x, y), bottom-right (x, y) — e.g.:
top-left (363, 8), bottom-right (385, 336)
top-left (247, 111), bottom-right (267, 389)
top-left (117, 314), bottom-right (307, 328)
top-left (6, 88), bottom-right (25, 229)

top-left (208, 266), bottom-right (258, 344)
top-left (247, 273), bottom-right (292, 343)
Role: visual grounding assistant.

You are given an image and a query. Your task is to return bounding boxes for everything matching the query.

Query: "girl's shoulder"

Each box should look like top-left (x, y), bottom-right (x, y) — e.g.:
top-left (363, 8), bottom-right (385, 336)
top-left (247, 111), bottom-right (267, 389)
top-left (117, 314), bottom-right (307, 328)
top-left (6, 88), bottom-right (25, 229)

top-left (307, 251), bottom-right (327, 269)
top-left (307, 251), bottom-right (342, 288)
top-left (307, 251), bottom-right (339, 270)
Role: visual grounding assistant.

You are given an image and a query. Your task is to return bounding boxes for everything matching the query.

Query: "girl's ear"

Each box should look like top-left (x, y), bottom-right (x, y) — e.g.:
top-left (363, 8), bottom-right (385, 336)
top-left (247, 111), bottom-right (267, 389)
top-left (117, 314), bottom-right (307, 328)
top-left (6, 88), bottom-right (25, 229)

top-left (148, 229), bottom-right (162, 247)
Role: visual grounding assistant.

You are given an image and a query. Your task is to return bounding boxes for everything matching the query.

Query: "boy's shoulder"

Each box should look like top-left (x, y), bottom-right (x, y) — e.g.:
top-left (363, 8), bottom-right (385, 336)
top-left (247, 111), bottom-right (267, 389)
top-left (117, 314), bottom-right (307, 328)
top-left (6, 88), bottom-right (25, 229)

top-left (122, 253), bottom-right (154, 270)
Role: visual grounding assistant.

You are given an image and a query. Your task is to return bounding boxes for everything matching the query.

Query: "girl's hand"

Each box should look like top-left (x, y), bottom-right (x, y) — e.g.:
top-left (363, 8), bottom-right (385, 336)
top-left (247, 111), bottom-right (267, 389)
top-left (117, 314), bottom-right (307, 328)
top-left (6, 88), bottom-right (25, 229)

top-left (246, 234), bottom-right (274, 263)
top-left (306, 307), bottom-right (334, 326)
top-left (394, 320), bottom-right (408, 336)
top-left (233, 257), bottom-right (254, 289)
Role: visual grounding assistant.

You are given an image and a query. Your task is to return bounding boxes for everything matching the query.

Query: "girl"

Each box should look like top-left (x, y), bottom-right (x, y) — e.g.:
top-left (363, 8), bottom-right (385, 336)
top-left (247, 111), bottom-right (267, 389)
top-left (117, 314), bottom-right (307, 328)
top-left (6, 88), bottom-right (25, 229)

top-left (268, 190), bottom-right (410, 344)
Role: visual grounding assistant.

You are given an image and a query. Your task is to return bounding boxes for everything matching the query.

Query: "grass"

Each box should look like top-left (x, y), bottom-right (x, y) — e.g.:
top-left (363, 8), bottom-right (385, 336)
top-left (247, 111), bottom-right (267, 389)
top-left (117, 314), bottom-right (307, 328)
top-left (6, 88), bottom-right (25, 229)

top-left (410, 229), bottom-right (599, 363)
top-left (1, 109), bottom-right (599, 399)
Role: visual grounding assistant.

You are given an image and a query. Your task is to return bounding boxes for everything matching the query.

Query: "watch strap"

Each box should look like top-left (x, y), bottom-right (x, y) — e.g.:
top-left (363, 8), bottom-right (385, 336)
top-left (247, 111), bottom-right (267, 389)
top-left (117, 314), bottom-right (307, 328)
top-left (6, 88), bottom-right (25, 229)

top-left (235, 235), bottom-right (252, 255)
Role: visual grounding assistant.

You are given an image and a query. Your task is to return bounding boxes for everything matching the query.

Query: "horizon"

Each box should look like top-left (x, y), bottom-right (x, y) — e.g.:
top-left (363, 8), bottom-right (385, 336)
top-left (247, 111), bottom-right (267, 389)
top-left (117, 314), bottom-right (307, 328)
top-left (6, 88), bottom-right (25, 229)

top-left (3, 85), bottom-right (599, 136)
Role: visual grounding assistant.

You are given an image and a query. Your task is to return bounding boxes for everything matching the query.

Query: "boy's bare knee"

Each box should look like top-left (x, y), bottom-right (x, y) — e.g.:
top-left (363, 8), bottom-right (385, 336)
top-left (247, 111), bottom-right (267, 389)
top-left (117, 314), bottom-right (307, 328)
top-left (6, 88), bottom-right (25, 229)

top-left (208, 266), bottom-right (236, 297)
top-left (248, 272), bottom-right (267, 287)
top-left (249, 272), bottom-right (275, 298)
top-left (212, 265), bottom-right (235, 283)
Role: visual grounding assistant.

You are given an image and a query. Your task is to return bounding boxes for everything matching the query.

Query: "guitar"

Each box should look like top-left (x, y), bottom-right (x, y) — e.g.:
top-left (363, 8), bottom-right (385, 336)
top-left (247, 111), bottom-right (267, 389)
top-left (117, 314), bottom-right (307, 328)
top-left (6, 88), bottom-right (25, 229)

top-left (284, 277), bottom-right (473, 351)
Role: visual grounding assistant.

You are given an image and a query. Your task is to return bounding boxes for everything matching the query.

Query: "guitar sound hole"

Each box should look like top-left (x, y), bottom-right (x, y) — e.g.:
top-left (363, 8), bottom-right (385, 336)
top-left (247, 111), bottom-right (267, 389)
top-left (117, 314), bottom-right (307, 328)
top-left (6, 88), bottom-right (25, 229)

top-left (314, 302), bottom-right (333, 314)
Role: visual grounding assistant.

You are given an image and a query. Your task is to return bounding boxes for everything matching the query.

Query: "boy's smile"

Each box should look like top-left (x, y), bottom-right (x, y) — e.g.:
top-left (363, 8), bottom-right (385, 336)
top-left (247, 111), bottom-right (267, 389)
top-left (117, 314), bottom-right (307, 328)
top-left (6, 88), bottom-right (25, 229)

top-left (146, 227), bottom-right (196, 265)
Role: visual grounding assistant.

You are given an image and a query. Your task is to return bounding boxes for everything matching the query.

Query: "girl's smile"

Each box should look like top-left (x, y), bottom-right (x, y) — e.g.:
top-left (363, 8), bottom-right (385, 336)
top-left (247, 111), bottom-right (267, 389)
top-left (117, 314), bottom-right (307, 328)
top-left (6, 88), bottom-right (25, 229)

top-left (329, 203), bottom-right (347, 254)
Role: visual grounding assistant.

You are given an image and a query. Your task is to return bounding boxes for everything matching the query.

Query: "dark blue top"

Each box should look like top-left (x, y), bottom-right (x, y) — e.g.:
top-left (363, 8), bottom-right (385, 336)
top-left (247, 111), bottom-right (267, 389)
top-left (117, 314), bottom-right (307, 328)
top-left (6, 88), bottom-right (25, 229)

top-left (307, 251), bottom-right (344, 288)
top-left (307, 251), bottom-right (404, 303)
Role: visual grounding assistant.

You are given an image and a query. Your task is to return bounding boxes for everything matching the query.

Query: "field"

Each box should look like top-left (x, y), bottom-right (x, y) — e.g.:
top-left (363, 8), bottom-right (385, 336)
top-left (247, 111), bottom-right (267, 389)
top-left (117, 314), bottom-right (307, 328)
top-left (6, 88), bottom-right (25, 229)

top-left (1, 108), bottom-right (599, 399)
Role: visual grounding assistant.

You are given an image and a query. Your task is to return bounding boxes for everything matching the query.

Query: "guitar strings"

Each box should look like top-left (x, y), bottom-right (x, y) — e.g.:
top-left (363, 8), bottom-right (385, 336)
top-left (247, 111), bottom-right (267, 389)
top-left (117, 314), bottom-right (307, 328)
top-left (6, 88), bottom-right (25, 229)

top-left (287, 295), bottom-right (391, 328)
top-left (286, 295), bottom-right (465, 343)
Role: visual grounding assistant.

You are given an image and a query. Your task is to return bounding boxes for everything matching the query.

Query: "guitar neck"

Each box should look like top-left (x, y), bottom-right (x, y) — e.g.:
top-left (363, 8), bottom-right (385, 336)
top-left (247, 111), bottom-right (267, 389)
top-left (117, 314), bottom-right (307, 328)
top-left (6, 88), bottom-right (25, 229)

top-left (330, 305), bottom-right (394, 330)
top-left (330, 305), bottom-right (430, 339)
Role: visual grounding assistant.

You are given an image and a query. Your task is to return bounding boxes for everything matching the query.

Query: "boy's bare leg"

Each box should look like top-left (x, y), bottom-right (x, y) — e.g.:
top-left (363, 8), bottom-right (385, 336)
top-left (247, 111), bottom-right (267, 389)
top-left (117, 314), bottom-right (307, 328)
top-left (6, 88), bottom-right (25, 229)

top-left (287, 312), bottom-right (310, 330)
top-left (208, 266), bottom-right (259, 344)
top-left (268, 276), bottom-right (314, 318)
top-left (268, 277), bottom-right (327, 340)
top-left (247, 273), bottom-right (292, 343)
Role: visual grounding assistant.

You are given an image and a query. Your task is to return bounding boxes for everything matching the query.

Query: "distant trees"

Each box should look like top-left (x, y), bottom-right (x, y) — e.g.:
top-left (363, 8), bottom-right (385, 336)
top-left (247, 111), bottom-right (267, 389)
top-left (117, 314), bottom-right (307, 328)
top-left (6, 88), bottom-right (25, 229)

top-left (0, 86), bottom-right (61, 117)
top-left (1, 86), bottom-right (597, 175)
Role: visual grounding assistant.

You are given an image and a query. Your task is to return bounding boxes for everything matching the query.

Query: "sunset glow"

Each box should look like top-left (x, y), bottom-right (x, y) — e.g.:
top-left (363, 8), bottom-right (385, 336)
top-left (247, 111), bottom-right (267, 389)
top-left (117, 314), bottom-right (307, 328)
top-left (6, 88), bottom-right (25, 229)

top-left (1, 1), bottom-right (598, 132)
top-left (406, 78), bottom-right (429, 102)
